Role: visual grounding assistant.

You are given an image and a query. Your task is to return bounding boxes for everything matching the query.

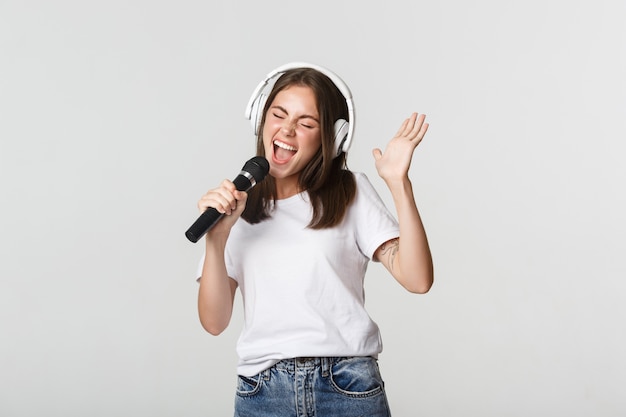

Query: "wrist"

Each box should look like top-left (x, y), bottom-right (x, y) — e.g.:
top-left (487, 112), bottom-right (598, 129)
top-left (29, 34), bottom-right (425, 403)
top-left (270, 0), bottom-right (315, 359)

top-left (384, 175), bottom-right (412, 190)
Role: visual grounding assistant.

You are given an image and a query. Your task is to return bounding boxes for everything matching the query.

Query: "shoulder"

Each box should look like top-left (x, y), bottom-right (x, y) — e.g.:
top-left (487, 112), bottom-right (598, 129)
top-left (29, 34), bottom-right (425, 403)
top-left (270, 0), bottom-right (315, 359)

top-left (341, 171), bottom-right (393, 217)
top-left (348, 171), bottom-right (371, 188)
top-left (350, 171), bottom-right (380, 199)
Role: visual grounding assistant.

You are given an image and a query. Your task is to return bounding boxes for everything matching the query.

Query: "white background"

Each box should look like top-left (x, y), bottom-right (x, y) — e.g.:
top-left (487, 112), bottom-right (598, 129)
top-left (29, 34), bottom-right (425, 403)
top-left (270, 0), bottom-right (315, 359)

top-left (1, 1), bottom-right (625, 416)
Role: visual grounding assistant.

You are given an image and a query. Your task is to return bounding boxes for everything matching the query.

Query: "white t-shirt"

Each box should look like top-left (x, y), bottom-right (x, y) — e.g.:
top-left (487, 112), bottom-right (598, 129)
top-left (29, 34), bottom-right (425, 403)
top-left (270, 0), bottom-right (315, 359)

top-left (198, 172), bottom-right (399, 377)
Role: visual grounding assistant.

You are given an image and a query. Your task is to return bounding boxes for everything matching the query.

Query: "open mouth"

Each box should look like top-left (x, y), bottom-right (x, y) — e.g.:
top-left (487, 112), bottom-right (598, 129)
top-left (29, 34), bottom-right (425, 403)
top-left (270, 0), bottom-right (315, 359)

top-left (273, 139), bottom-right (297, 162)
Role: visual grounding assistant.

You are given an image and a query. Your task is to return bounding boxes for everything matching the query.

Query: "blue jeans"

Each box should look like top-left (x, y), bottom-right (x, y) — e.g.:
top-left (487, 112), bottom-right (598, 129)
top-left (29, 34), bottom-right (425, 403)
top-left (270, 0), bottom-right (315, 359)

top-left (234, 356), bottom-right (392, 417)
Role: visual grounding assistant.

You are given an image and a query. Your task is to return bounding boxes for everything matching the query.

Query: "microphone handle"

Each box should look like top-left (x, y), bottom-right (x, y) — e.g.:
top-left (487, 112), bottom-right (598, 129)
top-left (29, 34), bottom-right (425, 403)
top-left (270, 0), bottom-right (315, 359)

top-left (185, 208), bottom-right (224, 243)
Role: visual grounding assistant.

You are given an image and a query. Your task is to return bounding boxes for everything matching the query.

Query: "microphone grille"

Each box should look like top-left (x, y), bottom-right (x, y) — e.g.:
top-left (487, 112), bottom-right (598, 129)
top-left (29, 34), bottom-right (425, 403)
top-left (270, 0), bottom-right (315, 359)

top-left (242, 156), bottom-right (270, 182)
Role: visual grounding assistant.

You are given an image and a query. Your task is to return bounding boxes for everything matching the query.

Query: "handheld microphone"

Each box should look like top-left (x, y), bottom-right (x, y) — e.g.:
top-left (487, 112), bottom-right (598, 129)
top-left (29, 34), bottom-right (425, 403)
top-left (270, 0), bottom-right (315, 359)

top-left (185, 156), bottom-right (270, 243)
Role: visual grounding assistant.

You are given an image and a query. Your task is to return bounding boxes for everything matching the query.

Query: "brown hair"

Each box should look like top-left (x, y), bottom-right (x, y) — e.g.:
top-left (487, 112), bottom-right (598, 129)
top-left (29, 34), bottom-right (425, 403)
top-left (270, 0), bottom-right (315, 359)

top-left (241, 67), bottom-right (356, 229)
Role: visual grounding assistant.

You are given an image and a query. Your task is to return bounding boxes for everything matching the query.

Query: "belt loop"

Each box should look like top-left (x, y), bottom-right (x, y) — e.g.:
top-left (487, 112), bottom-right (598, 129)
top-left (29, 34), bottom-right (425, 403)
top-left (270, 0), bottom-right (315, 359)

top-left (321, 357), bottom-right (330, 377)
top-left (262, 367), bottom-right (271, 381)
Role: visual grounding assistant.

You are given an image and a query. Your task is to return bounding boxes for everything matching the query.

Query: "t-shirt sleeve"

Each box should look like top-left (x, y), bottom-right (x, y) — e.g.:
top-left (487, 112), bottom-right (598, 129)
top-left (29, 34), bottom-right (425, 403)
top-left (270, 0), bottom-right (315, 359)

top-left (194, 247), bottom-right (240, 284)
top-left (352, 172), bottom-right (400, 261)
top-left (195, 254), bottom-right (204, 282)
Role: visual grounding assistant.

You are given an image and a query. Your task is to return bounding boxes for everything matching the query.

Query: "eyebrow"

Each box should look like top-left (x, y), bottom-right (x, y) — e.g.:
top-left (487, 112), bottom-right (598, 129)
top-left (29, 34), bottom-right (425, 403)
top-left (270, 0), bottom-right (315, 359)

top-left (271, 105), bottom-right (320, 123)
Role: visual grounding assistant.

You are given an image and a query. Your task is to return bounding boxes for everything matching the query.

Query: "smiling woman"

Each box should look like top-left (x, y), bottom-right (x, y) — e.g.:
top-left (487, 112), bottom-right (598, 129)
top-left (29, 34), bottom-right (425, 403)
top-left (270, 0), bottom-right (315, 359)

top-left (194, 63), bottom-right (433, 417)
top-left (261, 85), bottom-right (322, 196)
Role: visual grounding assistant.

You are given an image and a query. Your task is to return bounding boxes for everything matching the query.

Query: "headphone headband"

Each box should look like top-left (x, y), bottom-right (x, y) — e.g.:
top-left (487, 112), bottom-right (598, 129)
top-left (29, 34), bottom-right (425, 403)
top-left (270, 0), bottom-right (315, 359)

top-left (245, 62), bottom-right (355, 156)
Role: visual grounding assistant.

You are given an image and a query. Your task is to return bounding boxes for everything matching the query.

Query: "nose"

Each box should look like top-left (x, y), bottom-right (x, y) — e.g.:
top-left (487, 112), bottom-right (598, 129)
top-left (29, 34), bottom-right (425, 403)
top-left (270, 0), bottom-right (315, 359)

top-left (281, 120), bottom-right (296, 135)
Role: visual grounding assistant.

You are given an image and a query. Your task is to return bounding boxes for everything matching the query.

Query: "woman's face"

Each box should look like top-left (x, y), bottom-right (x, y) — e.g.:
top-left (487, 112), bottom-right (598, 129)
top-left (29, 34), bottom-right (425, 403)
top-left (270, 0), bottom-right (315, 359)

top-left (262, 85), bottom-right (322, 193)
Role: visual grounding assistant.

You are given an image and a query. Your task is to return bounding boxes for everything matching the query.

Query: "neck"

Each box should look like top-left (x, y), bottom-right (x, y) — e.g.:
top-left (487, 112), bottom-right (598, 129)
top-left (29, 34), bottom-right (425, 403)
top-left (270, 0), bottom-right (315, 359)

top-left (274, 176), bottom-right (301, 200)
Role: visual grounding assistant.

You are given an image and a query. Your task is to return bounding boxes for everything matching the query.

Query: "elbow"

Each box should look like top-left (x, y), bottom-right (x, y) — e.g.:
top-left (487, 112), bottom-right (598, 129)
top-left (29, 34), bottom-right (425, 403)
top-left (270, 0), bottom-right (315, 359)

top-left (405, 281), bottom-right (432, 294)
top-left (395, 253), bottom-right (434, 294)
top-left (199, 316), bottom-right (229, 336)
top-left (402, 270), bottom-right (434, 294)
top-left (201, 322), bottom-right (227, 336)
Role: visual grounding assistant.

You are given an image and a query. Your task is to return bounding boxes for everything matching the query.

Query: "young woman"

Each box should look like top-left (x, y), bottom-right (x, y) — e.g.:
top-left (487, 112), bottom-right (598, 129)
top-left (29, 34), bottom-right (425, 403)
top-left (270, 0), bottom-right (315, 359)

top-left (195, 63), bottom-right (433, 416)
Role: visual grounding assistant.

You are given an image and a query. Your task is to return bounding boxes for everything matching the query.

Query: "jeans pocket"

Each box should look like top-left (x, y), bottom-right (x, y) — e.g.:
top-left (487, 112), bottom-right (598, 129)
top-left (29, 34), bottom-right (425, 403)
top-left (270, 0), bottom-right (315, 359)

top-left (236, 374), bottom-right (262, 397)
top-left (329, 357), bottom-right (385, 398)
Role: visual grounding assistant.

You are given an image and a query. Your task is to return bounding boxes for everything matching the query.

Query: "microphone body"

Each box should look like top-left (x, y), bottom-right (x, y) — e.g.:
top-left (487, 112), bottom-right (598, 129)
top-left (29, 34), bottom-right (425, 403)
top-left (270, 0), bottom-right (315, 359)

top-left (185, 156), bottom-right (269, 243)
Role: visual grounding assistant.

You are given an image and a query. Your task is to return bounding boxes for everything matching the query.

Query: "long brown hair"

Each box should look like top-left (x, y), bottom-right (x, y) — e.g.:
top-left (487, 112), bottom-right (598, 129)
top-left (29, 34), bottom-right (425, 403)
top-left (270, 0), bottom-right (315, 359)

top-left (241, 67), bottom-right (356, 229)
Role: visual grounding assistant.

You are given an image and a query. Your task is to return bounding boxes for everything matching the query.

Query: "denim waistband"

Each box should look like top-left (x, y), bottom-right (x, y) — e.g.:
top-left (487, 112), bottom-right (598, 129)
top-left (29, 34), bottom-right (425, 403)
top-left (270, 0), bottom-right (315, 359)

top-left (267, 357), bottom-right (347, 377)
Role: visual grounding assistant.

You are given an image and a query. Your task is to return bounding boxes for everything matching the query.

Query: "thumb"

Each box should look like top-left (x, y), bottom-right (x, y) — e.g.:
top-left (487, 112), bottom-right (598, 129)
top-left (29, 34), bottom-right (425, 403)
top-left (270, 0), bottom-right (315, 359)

top-left (234, 190), bottom-right (248, 203)
top-left (372, 148), bottom-right (382, 160)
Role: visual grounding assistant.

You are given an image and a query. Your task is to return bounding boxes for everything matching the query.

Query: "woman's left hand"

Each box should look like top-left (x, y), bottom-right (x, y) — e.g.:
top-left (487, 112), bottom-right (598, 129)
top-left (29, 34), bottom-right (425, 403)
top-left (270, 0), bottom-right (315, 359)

top-left (372, 113), bottom-right (429, 183)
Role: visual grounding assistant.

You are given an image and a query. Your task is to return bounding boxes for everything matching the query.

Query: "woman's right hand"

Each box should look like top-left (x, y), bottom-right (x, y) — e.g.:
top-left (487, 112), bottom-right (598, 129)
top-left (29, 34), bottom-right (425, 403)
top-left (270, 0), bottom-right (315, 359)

top-left (197, 179), bottom-right (248, 236)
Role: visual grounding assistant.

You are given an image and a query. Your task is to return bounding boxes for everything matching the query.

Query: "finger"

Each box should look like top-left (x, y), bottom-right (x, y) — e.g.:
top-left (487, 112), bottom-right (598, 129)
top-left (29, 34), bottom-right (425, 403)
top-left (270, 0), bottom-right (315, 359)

top-left (220, 179), bottom-right (237, 194)
top-left (218, 180), bottom-right (240, 211)
top-left (405, 115), bottom-right (427, 142)
top-left (407, 114), bottom-right (425, 139)
top-left (200, 188), bottom-right (237, 213)
top-left (199, 194), bottom-right (231, 214)
top-left (372, 148), bottom-right (382, 160)
top-left (398, 113), bottom-right (423, 139)
top-left (394, 117), bottom-right (411, 138)
top-left (404, 112), bottom-right (420, 135)
top-left (233, 190), bottom-right (248, 204)
top-left (414, 121), bottom-right (429, 143)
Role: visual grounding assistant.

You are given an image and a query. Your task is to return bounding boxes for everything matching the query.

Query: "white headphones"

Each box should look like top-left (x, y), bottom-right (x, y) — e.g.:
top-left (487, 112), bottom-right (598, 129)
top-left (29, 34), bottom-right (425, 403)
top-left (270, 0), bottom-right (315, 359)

top-left (244, 62), bottom-right (355, 157)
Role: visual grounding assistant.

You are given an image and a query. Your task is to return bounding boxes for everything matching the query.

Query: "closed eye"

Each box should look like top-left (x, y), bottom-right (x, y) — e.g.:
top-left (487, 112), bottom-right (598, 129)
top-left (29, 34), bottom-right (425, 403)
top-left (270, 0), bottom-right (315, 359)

top-left (298, 116), bottom-right (319, 129)
top-left (269, 105), bottom-right (319, 128)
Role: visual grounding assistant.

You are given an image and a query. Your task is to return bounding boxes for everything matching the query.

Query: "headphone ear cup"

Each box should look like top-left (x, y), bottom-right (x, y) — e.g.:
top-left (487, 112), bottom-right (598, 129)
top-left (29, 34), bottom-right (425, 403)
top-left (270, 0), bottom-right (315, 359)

top-left (250, 93), bottom-right (268, 136)
top-left (333, 119), bottom-right (350, 156)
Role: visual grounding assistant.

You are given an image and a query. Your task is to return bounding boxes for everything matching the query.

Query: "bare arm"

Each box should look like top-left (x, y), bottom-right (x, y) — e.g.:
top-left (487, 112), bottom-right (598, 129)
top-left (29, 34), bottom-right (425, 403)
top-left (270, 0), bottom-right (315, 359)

top-left (196, 180), bottom-right (246, 335)
top-left (197, 233), bottom-right (238, 335)
top-left (372, 113), bottom-right (434, 293)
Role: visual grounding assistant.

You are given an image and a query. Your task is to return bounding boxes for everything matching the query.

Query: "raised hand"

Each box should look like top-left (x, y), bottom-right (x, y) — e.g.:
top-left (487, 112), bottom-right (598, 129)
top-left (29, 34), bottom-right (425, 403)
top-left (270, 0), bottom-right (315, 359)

top-left (372, 113), bottom-right (429, 184)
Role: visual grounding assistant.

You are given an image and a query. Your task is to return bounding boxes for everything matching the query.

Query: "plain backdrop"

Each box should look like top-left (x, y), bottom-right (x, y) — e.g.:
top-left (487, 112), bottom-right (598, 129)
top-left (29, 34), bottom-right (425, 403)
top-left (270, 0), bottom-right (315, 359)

top-left (1, 1), bottom-right (625, 416)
